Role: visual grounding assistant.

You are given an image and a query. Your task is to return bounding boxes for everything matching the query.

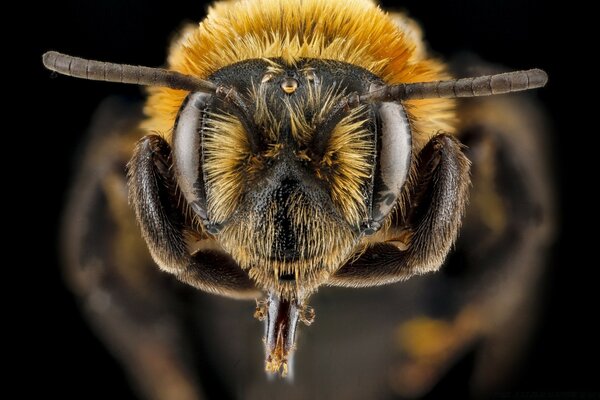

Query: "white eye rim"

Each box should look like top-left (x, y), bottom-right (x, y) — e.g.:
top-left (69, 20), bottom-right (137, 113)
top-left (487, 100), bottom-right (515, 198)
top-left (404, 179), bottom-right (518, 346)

top-left (172, 92), bottom-right (213, 220)
top-left (367, 102), bottom-right (412, 231)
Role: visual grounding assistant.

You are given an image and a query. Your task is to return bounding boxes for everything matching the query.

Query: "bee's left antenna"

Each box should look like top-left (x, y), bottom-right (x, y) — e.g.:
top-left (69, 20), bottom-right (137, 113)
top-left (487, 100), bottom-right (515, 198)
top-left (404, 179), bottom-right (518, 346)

top-left (359, 69), bottom-right (548, 103)
top-left (42, 51), bottom-right (217, 93)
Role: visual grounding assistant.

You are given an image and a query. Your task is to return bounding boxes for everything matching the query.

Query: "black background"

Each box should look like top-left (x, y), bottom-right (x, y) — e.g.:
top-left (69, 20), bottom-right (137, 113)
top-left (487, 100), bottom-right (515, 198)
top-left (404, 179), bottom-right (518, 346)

top-left (23, 0), bottom-right (595, 398)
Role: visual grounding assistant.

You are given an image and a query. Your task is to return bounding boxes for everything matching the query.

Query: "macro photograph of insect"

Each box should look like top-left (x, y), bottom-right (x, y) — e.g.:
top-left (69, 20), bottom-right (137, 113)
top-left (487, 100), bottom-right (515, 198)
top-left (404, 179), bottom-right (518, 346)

top-left (25, 0), bottom-right (596, 399)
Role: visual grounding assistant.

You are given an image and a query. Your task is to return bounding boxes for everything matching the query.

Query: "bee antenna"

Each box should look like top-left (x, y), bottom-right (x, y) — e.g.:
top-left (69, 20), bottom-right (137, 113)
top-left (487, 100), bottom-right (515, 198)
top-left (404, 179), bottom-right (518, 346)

top-left (359, 69), bottom-right (547, 103)
top-left (42, 51), bottom-right (217, 93)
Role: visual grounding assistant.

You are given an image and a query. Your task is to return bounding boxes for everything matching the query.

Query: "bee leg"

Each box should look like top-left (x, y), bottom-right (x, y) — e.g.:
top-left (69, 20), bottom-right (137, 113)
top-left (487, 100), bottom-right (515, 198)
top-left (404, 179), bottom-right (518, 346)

top-left (61, 100), bottom-right (211, 399)
top-left (128, 134), bottom-right (259, 298)
top-left (329, 134), bottom-right (470, 287)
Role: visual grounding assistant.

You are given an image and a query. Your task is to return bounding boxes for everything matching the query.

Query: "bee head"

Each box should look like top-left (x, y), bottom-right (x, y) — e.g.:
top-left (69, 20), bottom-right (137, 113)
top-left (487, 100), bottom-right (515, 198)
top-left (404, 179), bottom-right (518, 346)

top-left (171, 59), bottom-right (413, 298)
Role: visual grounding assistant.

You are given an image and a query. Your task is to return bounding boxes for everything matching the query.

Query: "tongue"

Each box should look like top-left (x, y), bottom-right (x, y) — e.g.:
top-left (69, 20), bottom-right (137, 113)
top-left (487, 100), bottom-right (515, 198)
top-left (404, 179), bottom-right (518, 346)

top-left (264, 293), bottom-right (300, 379)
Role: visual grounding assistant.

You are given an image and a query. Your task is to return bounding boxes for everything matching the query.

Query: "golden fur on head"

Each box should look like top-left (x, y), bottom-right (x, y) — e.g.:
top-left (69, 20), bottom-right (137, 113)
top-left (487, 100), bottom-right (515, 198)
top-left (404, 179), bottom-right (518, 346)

top-left (143, 0), bottom-right (455, 152)
top-left (202, 112), bottom-right (250, 223)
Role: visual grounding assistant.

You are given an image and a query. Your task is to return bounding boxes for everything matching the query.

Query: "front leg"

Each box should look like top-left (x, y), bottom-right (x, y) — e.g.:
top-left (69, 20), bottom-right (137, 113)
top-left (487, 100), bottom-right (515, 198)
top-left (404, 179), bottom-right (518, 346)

top-left (329, 134), bottom-right (470, 287)
top-left (128, 134), bottom-right (259, 298)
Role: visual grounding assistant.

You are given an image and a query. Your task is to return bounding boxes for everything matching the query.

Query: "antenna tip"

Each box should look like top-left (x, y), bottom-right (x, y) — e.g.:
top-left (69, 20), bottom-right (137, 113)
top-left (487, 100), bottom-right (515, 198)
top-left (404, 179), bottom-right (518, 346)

top-left (42, 51), bottom-right (60, 70)
top-left (529, 68), bottom-right (548, 88)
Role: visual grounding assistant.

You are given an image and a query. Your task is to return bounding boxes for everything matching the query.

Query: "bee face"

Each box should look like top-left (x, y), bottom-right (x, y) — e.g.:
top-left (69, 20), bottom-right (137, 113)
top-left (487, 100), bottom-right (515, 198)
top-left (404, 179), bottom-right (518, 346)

top-left (172, 59), bottom-right (411, 297)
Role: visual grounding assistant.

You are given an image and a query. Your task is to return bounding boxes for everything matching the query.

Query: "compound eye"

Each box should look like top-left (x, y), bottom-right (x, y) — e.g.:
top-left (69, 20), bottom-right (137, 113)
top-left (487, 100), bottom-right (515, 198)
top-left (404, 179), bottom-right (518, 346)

top-left (365, 102), bottom-right (412, 235)
top-left (172, 92), bottom-right (212, 224)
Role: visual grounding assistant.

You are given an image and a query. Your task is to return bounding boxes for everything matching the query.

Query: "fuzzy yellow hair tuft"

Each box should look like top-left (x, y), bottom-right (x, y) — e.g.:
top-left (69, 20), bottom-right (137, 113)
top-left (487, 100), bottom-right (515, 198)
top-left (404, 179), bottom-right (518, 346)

top-left (143, 0), bottom-right (455, 149)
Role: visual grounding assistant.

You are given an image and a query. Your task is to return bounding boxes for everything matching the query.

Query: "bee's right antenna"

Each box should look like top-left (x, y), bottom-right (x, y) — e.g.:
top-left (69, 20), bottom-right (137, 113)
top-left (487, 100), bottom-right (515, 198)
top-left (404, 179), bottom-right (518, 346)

top-left (359, 69), bottom-right (548, 103)
top-left (42, 51), bottom-right (217, 93)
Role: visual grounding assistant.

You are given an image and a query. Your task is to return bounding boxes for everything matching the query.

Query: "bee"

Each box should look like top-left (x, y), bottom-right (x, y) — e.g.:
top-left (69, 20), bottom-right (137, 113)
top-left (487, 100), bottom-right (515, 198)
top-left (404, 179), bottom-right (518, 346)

top-left (47, 0), bottom-right (551, 396)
